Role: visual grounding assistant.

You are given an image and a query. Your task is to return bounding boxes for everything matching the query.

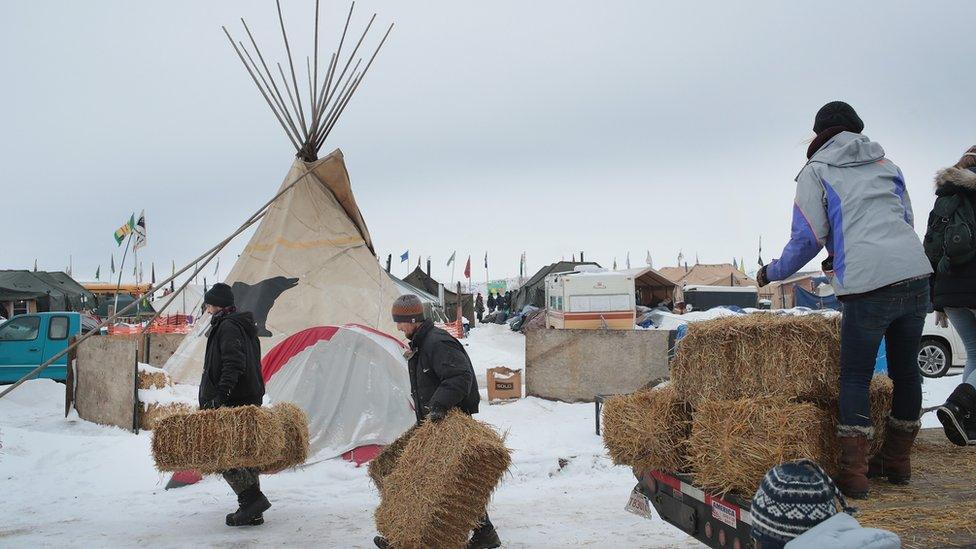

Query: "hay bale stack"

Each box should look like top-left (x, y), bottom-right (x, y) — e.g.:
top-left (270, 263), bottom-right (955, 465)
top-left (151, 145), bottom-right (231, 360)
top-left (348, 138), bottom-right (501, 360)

top-left (821, 375), bottom-right (894, 463)
top-left (374, 411), bottom-right (511, 549)
top-left (687, 397), bottom-right (831, 496)
top-left (368, 425), bottom-right (419, 492)
top-left (671, 314), bottom-right (841, 405)
top-left (137, 367), bottom-right (171, 390)
top-left (152, 405), bottom-right (285, 474)
top-left (139, 402), bottom-right (193, 430)
top-left (259, 402), bottom-right (310, 473)
top-left (601, 385), bottom-right (689, 473)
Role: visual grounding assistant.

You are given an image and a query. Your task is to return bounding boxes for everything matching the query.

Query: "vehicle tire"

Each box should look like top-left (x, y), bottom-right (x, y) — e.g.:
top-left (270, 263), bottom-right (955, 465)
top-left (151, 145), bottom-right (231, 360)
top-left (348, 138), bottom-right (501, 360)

top-left (918, 338), bottom-right (951, 378)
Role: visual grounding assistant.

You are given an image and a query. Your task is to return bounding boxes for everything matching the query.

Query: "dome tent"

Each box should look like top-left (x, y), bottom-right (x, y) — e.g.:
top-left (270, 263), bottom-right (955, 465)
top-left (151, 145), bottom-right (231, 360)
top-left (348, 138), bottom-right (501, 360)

top-left (261, 324), bottom-right (415, 462)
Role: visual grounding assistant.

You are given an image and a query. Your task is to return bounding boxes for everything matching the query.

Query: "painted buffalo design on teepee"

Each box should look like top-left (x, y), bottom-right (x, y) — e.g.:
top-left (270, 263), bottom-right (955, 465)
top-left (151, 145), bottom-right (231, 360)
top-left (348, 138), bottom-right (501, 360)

top-left (231, 277), bottom-right (299, 337)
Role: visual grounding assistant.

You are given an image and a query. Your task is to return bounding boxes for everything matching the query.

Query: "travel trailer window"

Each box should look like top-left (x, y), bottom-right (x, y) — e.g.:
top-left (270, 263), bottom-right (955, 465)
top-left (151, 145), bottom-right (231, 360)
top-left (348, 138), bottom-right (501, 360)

top-left (569, 294), bottom-right (632, 312)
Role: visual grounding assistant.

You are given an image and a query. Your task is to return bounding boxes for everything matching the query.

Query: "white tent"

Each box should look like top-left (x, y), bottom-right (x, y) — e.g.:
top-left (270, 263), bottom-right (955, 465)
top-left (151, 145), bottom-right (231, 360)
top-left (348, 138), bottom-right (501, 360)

top-left (261, 324), bottom-right (414, 461)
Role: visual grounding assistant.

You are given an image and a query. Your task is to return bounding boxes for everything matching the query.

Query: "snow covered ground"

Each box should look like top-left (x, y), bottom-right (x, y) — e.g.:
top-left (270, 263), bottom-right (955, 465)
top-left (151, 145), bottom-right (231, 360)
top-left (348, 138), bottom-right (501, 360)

top-left (0, 323), bottom-right (965, 548)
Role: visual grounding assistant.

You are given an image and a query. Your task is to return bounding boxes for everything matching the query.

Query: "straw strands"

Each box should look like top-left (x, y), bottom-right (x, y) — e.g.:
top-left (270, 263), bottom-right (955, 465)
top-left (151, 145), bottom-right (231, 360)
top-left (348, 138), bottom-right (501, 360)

top-left (368, 425), bottom-right (418, 492)
top-left (374, 411), bottom-right (511, 549)
top-left (671, 314), bottom-right (841, 405)
top-left (137, 369), bottom-right (170, 390)
top-left (601, 386), bottom-right (689, 473)
top-left (152, 405), bottom-right (286, 474)
top-left (259, 402), bottom-right (310, 474)
top-left (139, 402), bottom-right (193, 431)
top-left (686, 397), bottom-right (831, 496)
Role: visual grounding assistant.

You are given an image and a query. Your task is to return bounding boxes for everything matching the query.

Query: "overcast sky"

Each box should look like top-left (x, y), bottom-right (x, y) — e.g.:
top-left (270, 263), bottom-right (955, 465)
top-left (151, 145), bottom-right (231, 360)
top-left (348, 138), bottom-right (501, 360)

top-left (2, 1), bottom-right (974, 286)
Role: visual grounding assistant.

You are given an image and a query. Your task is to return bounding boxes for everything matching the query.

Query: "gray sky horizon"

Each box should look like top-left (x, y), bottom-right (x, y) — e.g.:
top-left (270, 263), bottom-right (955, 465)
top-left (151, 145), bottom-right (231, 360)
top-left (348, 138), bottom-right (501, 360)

top-left (2, 1), bottom-right (975, 286)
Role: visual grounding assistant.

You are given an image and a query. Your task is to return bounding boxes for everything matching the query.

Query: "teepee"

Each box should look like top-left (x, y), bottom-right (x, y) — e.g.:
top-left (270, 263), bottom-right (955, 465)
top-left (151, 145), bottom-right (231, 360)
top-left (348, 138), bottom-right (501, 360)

top-left (165, 1), bottom-right (400, 383)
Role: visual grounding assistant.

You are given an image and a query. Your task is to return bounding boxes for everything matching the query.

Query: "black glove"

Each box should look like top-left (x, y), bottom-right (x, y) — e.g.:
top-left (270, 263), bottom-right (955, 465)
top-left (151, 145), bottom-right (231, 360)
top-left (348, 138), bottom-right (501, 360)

top-left (201, 396), bottom-right (224, 410)
top-left (428, 406), bottom-right (447, 423)
top-left (756, 265), bottom-right (770, 287)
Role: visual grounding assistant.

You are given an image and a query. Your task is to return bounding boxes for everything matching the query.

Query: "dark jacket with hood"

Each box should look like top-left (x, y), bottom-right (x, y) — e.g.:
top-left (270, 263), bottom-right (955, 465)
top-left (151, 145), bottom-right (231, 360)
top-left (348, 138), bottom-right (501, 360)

top-left (406, 319), bottom-right (480, 423)
top-left (199, 309), bottom-right (265, 408)
top-left (929, 166), bottom-right (976, 312)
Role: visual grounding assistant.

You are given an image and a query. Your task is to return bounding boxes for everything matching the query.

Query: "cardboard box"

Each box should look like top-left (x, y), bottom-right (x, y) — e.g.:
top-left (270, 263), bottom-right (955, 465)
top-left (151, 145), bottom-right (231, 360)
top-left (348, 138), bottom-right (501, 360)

top-left (487, 366), bottom-right (522, 403)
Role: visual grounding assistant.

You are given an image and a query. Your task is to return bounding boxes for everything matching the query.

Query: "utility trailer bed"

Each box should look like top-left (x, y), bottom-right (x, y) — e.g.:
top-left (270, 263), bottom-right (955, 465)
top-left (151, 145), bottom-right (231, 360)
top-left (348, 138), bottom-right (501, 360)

top-left (629, 429), bottom-right (976, 549)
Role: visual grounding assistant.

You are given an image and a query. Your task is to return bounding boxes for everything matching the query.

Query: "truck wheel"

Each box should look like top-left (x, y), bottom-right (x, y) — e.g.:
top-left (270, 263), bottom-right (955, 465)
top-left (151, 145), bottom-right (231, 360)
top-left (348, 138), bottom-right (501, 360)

top-left (918, 338), bottom-right (951, 378)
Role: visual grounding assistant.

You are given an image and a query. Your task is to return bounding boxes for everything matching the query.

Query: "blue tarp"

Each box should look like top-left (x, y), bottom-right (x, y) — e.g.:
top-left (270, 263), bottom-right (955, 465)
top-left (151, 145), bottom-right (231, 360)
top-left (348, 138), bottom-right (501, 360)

top-left (794, 286), bottom-right (842, 311)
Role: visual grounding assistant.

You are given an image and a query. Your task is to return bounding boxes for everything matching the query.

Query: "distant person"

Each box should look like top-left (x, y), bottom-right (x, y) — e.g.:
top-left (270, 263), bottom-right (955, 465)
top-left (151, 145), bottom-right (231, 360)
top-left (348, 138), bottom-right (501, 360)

top-left (924, 146), bottom-right (976, 445)
top-left (198, 283), bottom-right (271, 526)
top-left (487, 292), bottom-right (497, 314)
top-left (475, 293), bottom-right (485, 323)
top-left (504, 291), bottom-right (513, 312)
top-left (757, 101), bottom-right (932, 498)
top-left (374, 295), bottom-right (499, 549)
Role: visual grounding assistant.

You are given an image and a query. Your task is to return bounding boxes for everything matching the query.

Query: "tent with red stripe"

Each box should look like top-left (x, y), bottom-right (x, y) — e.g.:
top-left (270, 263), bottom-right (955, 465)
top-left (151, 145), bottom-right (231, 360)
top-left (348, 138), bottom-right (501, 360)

top-left (262, 324), bottom-right (415, 464)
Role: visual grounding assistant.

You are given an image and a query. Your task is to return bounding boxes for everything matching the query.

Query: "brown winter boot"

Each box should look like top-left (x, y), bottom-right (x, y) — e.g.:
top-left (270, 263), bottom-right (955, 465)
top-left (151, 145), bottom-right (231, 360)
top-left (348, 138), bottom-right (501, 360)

top-left (868, 416), bottom-right (921, 485)
top-left (835, 429), bottom-right (871, 499)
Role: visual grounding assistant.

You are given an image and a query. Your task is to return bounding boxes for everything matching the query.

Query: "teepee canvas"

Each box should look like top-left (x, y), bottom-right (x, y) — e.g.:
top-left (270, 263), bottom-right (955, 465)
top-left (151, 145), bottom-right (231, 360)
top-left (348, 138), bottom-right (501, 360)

top-left (164, 2), bottom-right (399, 383)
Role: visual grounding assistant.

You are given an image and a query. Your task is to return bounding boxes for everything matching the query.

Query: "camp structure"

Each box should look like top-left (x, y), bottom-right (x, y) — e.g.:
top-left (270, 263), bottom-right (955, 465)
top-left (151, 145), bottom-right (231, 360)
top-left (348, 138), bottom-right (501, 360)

top-left (0, 270), bottom-right (95, 317)
top-left (163, 2), bottom-right (399, 383)
top-left (658, 263), bottom-right (756, 288)
top-left (510, 261), bottom-right (600, 313)
top-left (387, 273), bottom-right (448, 322)
top-left (261, 324), bottom-right (415, 464)
top-left (618, 267), bottom-right (677, 308)
top-left (403, 266), bottom-right (475, 325)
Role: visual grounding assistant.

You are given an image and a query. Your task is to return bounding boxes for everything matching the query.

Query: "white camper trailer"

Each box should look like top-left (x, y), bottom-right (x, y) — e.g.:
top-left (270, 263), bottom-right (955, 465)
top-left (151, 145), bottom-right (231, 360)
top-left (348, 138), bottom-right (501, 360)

top-left (545, 269), bottom-right (636, 330)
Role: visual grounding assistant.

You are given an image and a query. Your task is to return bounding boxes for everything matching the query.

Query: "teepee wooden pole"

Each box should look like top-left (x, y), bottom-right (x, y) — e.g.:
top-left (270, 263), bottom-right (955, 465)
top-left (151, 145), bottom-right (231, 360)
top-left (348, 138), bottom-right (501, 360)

top-left (240, 19), bottom-right (304, 145)
top-left (275, 0), bottom-right (309, 141)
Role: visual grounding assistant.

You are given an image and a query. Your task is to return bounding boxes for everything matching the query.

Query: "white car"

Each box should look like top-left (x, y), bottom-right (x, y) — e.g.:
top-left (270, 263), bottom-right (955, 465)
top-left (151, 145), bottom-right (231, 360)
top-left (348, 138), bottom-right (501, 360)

top-left (918, 312), bottom-right (968, 378)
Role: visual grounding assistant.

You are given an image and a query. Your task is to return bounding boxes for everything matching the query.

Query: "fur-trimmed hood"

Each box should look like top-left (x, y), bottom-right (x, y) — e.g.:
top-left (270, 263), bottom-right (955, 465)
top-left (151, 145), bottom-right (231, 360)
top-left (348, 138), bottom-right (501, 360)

top-left (935, 166), bottom-right (976, 192)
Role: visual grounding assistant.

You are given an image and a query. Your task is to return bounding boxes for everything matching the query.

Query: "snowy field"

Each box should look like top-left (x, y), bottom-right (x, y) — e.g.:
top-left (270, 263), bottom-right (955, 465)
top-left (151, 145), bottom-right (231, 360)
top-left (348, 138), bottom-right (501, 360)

top-left (0, 323), bottom-right (965, 548)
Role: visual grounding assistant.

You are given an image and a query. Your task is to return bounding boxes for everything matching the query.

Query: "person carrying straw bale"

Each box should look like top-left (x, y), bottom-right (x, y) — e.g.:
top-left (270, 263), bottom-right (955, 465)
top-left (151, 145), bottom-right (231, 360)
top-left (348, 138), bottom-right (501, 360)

top-left (199, 282), bottom-right (271, 526)
top-left (373, 294), bottom-right (501, 549)
top-left (757, 102), bottom-right (932, 499)
top-left (924, 145), bottom-right (976, 445)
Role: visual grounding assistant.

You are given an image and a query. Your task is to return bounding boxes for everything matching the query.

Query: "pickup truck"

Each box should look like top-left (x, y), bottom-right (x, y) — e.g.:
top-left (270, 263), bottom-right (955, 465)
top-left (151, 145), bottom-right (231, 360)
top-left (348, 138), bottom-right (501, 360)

top-left (0, 312), bottom-right (99, 384)
top-left (627, 428), bottom-right (976, 549)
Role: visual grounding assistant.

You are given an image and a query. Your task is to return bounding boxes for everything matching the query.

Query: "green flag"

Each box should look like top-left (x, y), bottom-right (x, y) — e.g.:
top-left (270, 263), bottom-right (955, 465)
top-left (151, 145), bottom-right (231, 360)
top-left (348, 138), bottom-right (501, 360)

top-left (95, 266), bottom-right (101, 281)
top-left (114, 213), bottom-right (135, 246)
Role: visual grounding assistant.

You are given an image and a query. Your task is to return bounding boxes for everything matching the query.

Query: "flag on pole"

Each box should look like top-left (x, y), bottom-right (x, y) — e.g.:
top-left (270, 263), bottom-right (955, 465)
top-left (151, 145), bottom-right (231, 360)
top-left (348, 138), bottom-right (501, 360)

top-left (400, 250), bottom-right (409, 263)
top-left (132, 210), bottom-right (147, 251)
top-left (114, 213), bottom-right (135, 246)
top-left (95, 266), bottom-right (101, 281)
top-left (170, 260), bottom-right (176, 292)
top-left (757, 236), bottom-right (764, 266)
top-left (626, 252), bottom-right (631, 269)
top-left (484, 252), bottom-right (488, 269)
top-left (613, 257), bottom-right (618, 270)
top-left (447, 251), bottom-right (456, 266)
top-left (677, 250), bottom-right (684, 265)
top-left (646, 250), bottom-right (653, 268)
top-left (33, 259), bottom-right (37, 272)
top-left (151, 262), bottom-right (156, 285)
top-left (111, 254), bottom-right (116, 274)
top-left (464, 256), bottom-right (471, 279)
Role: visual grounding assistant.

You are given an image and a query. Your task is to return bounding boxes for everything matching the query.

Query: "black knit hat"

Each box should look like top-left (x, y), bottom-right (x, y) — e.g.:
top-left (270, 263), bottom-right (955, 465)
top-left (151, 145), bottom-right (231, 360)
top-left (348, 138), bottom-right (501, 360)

top-left (204, 282), bottom-right (235, 308)
top-left (391, 294), bottom-right (425, 323)
top-left (750, 459), bottom-right (854, 548)
top-left (813, 101), bottom-right (864, 134)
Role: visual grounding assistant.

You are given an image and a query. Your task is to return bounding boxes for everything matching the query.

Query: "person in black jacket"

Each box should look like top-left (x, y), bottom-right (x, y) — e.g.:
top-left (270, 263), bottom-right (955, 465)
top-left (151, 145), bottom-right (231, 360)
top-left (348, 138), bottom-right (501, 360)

top-left (475, 293), bottom-right (485, 323)
top-left (487, 291), bottom-right (497, 314)
top-left (199, 283), bottom-right (271, 527)
top-left (373, 295), bottom-right (499, 549)
top-left (926, 147), bottom-right (976, 445)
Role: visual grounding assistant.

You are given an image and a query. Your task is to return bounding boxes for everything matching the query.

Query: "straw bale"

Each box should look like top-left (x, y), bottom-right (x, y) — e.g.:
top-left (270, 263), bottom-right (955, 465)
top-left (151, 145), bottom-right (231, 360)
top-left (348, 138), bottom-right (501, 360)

top-left (138, 369), bottom-right (170, 390)
top-left (687, 397), bottom-right (831, 497)
top-left (601, 385), bottom-right (689, 473)
top-left (816, 375), bottom-right (894, 469)
top-left (374, 411), bottom-right (511, 549)
top-left (259, 402), bottom-right (310, 473)
top-left (151, 405), bottom-right (285, 474)
top-left (139, 402), bottom-right (193, 430)
top-left (368, 425), bottom-right (419, 492)
top-left (671, 314), bottom-right (841, 405)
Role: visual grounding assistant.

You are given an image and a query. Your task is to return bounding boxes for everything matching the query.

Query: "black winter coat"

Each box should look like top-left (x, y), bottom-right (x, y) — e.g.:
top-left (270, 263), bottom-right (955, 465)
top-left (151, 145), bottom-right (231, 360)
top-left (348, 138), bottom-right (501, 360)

top-left (487, 294), bottom-right (497, 309)
top-left (929, 167), bottom-right (976, 312)
top-left (407, 320), bottom-right (480, 423)
top-left (199, 310), bottom-right (265, 408)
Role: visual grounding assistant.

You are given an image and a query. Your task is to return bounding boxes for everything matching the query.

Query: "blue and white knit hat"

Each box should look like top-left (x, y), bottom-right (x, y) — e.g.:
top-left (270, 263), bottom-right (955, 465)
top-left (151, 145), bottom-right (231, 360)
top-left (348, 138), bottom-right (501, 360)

top-left (750, 459), bottom-right (855, 549)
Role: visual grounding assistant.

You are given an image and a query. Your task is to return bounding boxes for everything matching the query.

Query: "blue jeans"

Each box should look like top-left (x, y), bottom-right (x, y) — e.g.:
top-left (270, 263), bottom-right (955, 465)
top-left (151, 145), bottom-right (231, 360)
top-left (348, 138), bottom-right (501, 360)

top-left (839, 278), bottom-right (928, 427)
top-left (944, 307), bottom-right (976, 388)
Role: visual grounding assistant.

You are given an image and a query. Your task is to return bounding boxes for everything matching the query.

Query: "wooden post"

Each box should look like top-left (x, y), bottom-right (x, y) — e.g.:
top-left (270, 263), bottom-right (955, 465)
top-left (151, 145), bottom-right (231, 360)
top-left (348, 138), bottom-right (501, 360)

top-left (456, 281), bottom-right (464, 339)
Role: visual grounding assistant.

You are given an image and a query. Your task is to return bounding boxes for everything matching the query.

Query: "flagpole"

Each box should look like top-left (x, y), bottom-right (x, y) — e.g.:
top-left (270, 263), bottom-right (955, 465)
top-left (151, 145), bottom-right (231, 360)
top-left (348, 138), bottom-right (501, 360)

top-left (113, 232), bottom-right (133, 318)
